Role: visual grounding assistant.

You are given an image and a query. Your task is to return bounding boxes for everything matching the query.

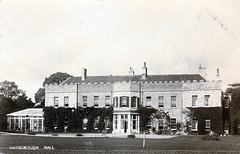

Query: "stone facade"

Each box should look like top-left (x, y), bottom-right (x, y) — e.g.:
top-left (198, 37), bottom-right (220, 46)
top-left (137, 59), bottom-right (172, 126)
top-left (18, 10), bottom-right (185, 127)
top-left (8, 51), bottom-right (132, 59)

top-left (45, 63), bottom-right (222, 134)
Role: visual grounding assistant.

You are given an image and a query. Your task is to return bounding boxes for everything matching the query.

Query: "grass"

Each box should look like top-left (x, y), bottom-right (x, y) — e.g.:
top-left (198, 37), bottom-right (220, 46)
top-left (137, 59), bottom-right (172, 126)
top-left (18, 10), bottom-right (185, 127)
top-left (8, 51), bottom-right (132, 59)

top-left (1, 134), bottom-right (240, 151)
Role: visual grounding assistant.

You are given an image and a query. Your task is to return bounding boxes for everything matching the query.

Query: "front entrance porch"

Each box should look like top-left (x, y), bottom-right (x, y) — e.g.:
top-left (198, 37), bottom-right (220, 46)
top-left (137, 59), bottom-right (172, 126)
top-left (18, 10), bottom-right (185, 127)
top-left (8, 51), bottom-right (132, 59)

top-left (112, 113), bottom-right (139, 134)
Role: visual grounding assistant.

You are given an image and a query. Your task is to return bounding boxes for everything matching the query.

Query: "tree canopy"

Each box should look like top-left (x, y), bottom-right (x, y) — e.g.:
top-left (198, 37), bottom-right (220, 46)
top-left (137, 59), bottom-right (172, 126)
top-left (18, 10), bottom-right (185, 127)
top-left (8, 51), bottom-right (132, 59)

top-left (42, 72), bottom-right (73, 86)
top-left (0, 80), bottom-right (25, 99)
top-left (226, 83), bottom-right (240, 134)
top-left (34, 72), bottom-right (73, 106)
top-left (0, 80), bottom-right (34, 131)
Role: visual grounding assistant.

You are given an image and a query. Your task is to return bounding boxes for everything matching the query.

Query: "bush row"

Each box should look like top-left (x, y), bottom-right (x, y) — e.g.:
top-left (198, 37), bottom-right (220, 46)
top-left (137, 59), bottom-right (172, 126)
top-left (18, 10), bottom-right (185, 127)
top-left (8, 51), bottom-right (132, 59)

top-left (43, 106), bottom-right (113, 133)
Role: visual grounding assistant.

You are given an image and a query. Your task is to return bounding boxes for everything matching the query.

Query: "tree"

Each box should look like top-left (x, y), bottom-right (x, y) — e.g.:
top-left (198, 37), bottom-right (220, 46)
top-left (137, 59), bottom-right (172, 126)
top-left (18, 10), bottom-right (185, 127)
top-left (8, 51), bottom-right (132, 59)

top-left (15, 93), bottom-right (34, 110)
top-left (34, 72), bottom-right (73, 106)
top-left (182, 108), bottom-right (194, 134)
top-left (0, 80), bottom-right (34, 131)
top-left (0, 80), bottom-right (25, 99)
top-left (226, 83), bottom-right (240, 134)
top-left (151, 109), bottom-right (170, 131)
top-left (137, 105), bottom-right (157, 133)
top-left (42, 72), bottom-right (73, 86)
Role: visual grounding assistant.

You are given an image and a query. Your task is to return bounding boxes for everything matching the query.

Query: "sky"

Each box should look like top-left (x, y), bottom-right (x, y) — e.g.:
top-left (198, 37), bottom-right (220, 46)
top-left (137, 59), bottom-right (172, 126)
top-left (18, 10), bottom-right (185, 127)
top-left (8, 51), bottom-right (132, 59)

top-left (1, 0), bottom-right (240, 102)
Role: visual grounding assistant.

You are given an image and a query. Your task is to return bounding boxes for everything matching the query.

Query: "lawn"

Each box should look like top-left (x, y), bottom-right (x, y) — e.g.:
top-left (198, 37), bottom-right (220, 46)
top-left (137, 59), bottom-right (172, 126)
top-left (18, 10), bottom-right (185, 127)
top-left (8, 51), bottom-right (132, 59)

top-left (1, 134), bottom-right (240, 152)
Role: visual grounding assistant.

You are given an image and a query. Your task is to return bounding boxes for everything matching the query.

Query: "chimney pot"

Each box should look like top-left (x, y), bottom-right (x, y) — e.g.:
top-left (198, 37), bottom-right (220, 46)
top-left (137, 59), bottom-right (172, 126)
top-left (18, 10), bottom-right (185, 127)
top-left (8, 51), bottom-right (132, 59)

top-left (142, 62), bottom-right (147, 79)
top-left (82, 68), bottom-right (87, 80)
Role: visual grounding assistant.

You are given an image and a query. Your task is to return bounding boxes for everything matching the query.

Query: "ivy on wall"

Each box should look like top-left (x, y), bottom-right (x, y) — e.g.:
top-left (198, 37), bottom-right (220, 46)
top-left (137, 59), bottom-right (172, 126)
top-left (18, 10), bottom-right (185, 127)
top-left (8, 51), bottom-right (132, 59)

top-left (43, 106), bottom-right (113, 133)
top-left (137, 105), bottom-right (157, 133)
top-left (187, 107), bottom-right (223, 135)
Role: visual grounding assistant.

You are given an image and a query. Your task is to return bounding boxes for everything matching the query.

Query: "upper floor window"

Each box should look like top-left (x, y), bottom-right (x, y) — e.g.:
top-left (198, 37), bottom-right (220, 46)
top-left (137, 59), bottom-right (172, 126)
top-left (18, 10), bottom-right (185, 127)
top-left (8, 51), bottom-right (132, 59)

top-left (54, 97), bottom-right (59, 107)
top-left (204, 95), bottom-right (210, 106)
top-left (131, 97), bottom-right (137, 108)
top-left (171, 96), bottom-right (176, 107)
top-left (120, 96), bottom-right (129, 107)
top-left (83, 96), bottom-right (87, 107)
top-left (192, 95), bottom-right (197, 107)
top-left (105, 96), bottom-right (110, 107)
top-left (113, 97), bottom-right (118, 107)
top-left (64, 96), bottom-right (69, 107)
top-left (158, 96), bottom-right (164, 108)
top-left (146, 96), bottom-right (151, 108)
top-left (94, 96), bottom-right (99, 107)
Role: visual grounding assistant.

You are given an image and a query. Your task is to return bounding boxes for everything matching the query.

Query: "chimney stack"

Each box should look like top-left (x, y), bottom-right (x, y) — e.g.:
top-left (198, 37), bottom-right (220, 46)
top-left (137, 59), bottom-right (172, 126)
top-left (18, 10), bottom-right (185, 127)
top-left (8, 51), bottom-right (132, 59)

top-left (199, 64), bottom-right (207, 80)
top-left (142, 62), bottom-right (147, 80)
top-left (129, 67), bottom-right (135, 76)
top-left (216, 68), bottom-right (220, 80)
top-left (82, 68), bottom-right (87, 80)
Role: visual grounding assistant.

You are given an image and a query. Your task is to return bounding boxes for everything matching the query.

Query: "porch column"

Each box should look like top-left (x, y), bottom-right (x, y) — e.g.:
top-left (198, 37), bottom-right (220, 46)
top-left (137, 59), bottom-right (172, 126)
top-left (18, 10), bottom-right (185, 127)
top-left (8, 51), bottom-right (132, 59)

top-left (8, 117), bottom-right (11, 131)
top-left (30, 117), bottom-right (33, 131)
top-left (137, 115), bottom-right (140, 133)
top-left (127, 114), bottom-right (131, 133)
top-left (119, 114), bottom-right (122, 131)
top-left (20, 117), bottom-right (22, 131)
top-left (42, 118), bottom-right (44, 132)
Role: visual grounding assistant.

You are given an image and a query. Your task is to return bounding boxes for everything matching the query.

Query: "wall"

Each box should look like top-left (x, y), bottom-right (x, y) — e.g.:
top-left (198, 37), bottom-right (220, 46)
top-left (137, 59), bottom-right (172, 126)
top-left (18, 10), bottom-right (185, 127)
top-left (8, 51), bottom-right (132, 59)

top-left (182, 80), bottom-right (222, 108)
top-left (45, 83), bottom-right (77, 107)
top-left (78, 83), bottom-right (113, 107)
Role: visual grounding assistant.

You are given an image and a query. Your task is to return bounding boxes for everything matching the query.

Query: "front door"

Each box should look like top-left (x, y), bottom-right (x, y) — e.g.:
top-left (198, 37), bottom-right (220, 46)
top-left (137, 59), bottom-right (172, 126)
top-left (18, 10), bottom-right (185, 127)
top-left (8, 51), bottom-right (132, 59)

top-left (124, 120), bottom-right (128, 133)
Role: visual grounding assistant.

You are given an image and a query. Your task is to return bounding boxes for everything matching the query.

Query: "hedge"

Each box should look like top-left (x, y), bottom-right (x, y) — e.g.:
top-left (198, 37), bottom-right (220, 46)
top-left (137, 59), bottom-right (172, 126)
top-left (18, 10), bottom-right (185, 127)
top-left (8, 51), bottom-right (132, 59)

top-left (43, 106), bottom-right (113, 133)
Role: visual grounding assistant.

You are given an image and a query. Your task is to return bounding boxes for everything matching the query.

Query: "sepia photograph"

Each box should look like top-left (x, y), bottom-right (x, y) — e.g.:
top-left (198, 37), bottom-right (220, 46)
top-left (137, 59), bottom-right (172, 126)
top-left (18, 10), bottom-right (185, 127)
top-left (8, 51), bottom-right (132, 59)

top-left (1, 0), bottom-right (240, 153)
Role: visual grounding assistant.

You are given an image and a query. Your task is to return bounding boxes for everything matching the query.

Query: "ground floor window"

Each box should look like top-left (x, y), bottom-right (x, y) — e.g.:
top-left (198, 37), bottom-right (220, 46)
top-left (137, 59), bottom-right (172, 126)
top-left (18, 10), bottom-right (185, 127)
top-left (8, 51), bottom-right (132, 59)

top-left (8, 116), bottom-right (43, 132)
top-left (192, 120), bottom-right (198, 131)
top-left (83, 118), bottom-right (88, 130)
top-left (170, 118), bottom-right (177, 130)
top-left (94, 117), bottom-right (99, 129)
top-left (224, 120), bottom-right (229, 130)
top-left (147, 120), bottom-right (152, 130)
top-left (114, 115), bottom-right (118, 129)
top-left (22, 119), bottom-right (26, 131)
top-left (10, 118), bottom-right (14, 130)
top-left (34, 119), bottom-right (38, 130)
top-left (131, 115), bottom-right (139, 130)
top-left (38, 119), bottom-right (43, 131)
top-left (205, 119), bottom-right (211, 131)
top-left (105, 117), bottom-right (111, 129)
top-left (15, 119), bottom-right (19, 130)
top-left (120, 115), bottom-right (128, 129)
top-left (158, 119), bottom-right (164, 130)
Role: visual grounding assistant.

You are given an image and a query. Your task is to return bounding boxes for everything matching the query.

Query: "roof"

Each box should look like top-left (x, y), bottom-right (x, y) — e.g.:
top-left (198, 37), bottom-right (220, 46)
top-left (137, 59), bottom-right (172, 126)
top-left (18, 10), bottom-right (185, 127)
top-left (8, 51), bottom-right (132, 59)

top-left (7, 108), bottom-right (43, 117)
top-left (62, 74), bottom-right (206, 84)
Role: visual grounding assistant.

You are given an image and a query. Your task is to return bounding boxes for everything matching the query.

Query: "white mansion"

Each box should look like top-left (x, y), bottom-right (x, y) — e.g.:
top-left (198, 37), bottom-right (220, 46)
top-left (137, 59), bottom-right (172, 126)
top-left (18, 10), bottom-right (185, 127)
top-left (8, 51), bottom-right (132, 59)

top-left (7, 62), bottom-right (223, 134)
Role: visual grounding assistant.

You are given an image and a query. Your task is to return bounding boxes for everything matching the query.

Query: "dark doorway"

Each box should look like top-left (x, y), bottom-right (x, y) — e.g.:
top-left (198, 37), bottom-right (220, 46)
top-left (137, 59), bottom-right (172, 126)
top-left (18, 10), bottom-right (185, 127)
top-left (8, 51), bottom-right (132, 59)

top-left (124, 121), bottom-right (127, 133)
